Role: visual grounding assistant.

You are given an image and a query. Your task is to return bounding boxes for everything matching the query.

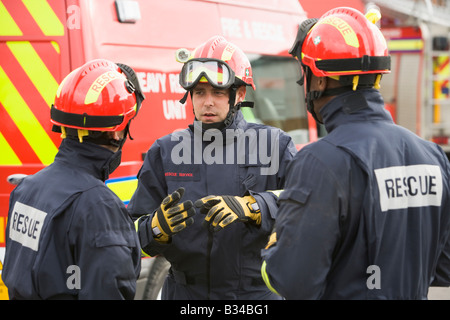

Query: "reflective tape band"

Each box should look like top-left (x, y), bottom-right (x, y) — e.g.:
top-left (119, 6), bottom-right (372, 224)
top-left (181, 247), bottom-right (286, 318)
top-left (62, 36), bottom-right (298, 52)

top-left (134, 215), bottom-right (151, 258)
top-left (261, 261), bottom-right (281, 296)
top-left (267, 189), bottom-right (283, 198)
top-left (105, 176), bottom-right (138, 204)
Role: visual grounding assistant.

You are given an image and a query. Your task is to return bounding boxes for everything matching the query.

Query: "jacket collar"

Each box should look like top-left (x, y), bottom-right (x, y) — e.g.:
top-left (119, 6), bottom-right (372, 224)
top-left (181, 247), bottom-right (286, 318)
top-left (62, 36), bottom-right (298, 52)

top-left (189, 110), bottom-right (247, 133)
top-left (188, 110), bottom-right (248, 146)
top-left (320, 88), bottom-right (394, 133)
top-left (54, 138), bottom-right (116, 181)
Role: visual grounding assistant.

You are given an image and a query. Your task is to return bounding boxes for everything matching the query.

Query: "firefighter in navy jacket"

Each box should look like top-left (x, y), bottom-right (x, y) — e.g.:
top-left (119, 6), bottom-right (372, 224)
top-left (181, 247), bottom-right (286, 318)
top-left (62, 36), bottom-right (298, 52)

top-left (261, 8), bottom-right (450, 299)
top-left (2, 59), bottom-right (144, 299)
top-left (129, 36), bottom-right (297, 299)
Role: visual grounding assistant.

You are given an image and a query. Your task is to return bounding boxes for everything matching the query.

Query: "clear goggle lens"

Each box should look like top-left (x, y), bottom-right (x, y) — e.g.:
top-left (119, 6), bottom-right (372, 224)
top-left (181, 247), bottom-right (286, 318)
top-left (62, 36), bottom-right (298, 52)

top-left (180, 59), bottom-right (235, 90)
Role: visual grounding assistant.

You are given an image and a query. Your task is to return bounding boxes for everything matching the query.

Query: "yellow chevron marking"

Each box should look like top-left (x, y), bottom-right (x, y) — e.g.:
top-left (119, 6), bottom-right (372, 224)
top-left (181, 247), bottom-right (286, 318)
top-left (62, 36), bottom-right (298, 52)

top-left (51, 41), bottom-right (60, 54)
top-left (0, 217), bottom-right (5, 245)
top-left (0, 1), bottom-right (22, 36)
top-left (7, 41), bottom-right (59, 106)
top-left (22, 0), bottom-right (64, 36)
top-left (0, 131), bottom-right (21, 165)
top-left (0, 66), bottom-right (58, 165)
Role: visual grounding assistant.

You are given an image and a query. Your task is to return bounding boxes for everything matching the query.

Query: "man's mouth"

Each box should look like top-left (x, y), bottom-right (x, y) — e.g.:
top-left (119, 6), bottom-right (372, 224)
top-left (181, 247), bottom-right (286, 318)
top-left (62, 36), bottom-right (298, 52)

top-left (203, 112), bottom-right (217, 120)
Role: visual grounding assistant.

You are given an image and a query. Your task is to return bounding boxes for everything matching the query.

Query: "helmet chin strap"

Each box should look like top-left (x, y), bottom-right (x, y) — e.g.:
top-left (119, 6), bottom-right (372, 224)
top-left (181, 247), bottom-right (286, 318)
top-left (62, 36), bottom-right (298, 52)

top-left (303, 66), bottom-right (353, 123)
top-left (183, 86), bottom-right (242, 131)
top-left (306, 87), bottom-right (353, 123)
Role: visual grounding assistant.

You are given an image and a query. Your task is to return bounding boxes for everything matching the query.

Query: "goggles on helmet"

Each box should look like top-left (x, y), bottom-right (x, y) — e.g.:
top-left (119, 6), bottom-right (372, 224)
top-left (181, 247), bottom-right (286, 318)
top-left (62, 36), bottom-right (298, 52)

top-left (179, 58), bottom-right (235, 90)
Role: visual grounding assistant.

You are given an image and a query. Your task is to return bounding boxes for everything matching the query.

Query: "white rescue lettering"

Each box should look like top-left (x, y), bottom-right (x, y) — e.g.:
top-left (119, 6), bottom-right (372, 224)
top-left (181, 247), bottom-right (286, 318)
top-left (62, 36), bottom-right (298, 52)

top-left (221, 17), bottom-right (285, 41)
top-left (137, 72), bottom-right (167, 93)
top-left (374, 165), bottom-right (443, 211)
top-left (9, 202), bottom-right (47, 251)
top-left (163, 100), bottom-right (186, 120)
top-left (168, 73), bottom-right (185, 93)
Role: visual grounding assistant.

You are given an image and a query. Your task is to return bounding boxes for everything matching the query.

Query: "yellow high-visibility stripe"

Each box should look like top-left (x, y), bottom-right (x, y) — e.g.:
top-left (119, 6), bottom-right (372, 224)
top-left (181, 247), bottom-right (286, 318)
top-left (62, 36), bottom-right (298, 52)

top-left (0, 66), bottom-right (58, 165)
top-left (134, 216), bottom-right (151, 258)
top-left (261, 261), bottom-right (281, 296)
top-left (387, 39), bottom-right (423, 52)
top-left (22, 0), bottom-right (64, 36)
top-left (0, 131), bottom-right (21, 165)
top-left (0, 1), bottom-right (23, 36)
top-left (7, 41), bottom-right (59, 106)
top-left (0, 217), bottom-right (5, 245)
top-left (51, 41), bottom-right (60, 54)
top-left (267, 189), bottom-right (283, 198)
top-left (106, 178), bottom-right (138, 203)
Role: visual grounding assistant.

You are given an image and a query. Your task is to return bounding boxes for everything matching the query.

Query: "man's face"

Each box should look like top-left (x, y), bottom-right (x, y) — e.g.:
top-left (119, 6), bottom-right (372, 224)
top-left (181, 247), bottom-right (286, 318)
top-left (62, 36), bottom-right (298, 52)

top-left (192, 82), bottom-right (230, 123)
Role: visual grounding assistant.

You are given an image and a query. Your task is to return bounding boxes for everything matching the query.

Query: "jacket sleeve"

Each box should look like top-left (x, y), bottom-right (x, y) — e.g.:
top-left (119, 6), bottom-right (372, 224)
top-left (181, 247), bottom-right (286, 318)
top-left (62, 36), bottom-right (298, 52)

top-left (431, 236), bottom-right (450, 286)
top-left (261, 147), bottom-right (343, 299)
top-left (250, 132), bottom-right (297, 233)
top-left (431, 153), bottom-right (450, 287)
top-left (127, 141), bottom-right (167, 219)
top-left (127, 141), bottom-right (171, 257)
top-left (69, 189), bottom-right (141, 300)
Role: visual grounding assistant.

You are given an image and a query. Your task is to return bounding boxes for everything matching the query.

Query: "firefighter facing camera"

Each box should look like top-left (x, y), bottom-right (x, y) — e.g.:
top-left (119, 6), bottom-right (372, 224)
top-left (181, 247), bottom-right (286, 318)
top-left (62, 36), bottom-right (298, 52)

top-left (2, 59), bottom-right (144, 299)
top-left (261, 7), bottom-right (450, 299)
top-left (130, 36), bottom-right (297, 299)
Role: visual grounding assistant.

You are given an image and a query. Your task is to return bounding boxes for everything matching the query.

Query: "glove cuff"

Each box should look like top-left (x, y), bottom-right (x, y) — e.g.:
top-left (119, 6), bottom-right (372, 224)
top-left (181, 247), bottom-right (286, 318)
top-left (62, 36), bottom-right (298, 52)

top-left (242, 195), bottom-right (262, 225)
top-left (151, 213), bottom-right (170, 243)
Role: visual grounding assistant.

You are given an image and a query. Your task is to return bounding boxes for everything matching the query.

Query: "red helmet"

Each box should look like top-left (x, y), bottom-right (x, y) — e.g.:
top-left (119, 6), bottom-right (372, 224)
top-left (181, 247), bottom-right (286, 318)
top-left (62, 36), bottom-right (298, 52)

top-left (290, 7), bottom-right (390, 78)
top-left (51, 59), bottom-right (139, 132)
top-left (179, 35), bottom-right (256, 90)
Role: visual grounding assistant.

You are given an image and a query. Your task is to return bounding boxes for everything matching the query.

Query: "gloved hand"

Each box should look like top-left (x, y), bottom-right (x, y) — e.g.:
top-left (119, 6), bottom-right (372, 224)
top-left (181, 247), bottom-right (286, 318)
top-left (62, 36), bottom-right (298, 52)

top-left (195, 195), bottom-right (261, 232)
top-left (151, 187), bottom-right (195, 242)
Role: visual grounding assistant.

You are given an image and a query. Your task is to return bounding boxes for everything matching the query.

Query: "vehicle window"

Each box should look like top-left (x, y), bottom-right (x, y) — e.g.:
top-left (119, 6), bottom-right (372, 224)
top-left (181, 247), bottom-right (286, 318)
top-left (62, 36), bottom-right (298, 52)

top-left (243, 55), bottom-right (327, 144)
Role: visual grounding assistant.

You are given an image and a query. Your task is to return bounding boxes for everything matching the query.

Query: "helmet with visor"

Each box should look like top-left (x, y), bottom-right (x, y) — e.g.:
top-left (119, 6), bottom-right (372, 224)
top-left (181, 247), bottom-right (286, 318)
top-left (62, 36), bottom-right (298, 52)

top-left (178, 36), bottom-right (255, 127)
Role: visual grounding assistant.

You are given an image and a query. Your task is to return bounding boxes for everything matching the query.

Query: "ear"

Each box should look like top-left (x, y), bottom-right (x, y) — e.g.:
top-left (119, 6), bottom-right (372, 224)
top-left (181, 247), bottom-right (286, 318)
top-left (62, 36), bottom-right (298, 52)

top-left (235, 86), bottom-right (247, 104)
top-left (317, 76), bottom-right (328, 91)
top-left (107, 131), bottom-right (122, 141)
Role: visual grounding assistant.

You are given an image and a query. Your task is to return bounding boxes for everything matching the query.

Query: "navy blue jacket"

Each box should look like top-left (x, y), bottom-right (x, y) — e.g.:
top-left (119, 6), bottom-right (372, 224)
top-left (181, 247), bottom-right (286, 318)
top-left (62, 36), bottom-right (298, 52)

top-left (262, 89), bottom-right (450, 299)
top-left (129, 111), bottom-right (297, 299)
top-left (2, 139), bottom-right (141, 299)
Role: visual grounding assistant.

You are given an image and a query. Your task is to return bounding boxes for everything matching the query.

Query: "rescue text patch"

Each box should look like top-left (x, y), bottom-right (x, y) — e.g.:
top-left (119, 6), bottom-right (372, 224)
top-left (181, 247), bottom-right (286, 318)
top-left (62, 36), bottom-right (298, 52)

top-left (9, 202), bottom-right (47, 251)
top-left (374, 165), bottom-right (443, 212)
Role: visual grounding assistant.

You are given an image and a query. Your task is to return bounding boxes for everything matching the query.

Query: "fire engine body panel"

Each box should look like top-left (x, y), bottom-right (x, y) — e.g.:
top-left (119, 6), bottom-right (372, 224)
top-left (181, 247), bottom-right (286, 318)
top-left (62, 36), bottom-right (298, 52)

top-left (0, 0), bottom-right (309, 298)
top-left (361, 0), bottom-right (450, 160)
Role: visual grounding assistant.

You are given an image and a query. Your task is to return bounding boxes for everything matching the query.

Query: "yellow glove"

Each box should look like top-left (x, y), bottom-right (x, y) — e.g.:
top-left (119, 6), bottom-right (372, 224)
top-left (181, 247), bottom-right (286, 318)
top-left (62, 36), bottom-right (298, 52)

top-left (195, 195), bottom-right (261, 232)
top-left (265, 231), bottom-right (277, 250)
top-left (151, 187), bottom-right (195, 242)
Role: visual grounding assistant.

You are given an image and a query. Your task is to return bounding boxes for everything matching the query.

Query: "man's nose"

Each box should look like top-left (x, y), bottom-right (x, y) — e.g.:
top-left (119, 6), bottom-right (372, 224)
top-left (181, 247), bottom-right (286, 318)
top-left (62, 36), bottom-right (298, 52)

top-left (203, 91), bottom-right (214, 106)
